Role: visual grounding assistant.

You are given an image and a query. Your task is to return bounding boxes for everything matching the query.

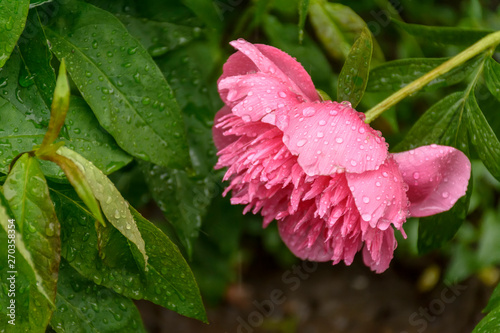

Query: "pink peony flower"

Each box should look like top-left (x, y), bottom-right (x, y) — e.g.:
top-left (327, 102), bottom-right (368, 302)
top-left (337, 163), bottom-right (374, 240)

top-left (213, 39), bottom-right (471, 273)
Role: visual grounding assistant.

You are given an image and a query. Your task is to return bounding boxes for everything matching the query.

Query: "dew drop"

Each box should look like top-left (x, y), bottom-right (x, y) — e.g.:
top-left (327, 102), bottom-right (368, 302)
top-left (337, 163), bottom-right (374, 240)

top-left (361, 213), bottom-right (372, 222)
top-left (413, 172), bottom-right (420, 180)
top-left (317, 132), bottom-right (324, 138)
top-left (335, 138), bottom-right (343, 144)
top-left (319, 120), bottom-right (326, 126)
top-left (442, 192), bottom-right (449, 198)
top-left (302, 107), bottom-right (316, 117)
top-left (297, 139), bottom-right (307, 147)
top-left (362, 196), bottom-right (370, 204)
top-left (278, 91), bottom-right (287, 98)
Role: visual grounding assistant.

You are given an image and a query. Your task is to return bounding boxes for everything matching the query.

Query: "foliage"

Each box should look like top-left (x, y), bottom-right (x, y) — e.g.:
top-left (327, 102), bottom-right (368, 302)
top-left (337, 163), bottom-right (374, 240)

top-left (0, 0), bottom-right (499, 331)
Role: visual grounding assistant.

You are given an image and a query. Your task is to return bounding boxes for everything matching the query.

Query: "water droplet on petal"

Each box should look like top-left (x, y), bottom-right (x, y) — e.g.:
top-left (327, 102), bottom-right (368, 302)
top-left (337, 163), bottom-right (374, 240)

top-left (317, 132), bottom-right (324, 138)
top-left (363, 196), bottom-right (370, 203)
top-left (335, 138), bottom-right (343, 144)
top-left (297, 139), bottom-right (307, 147)
top-left (350, 160), bottom-right (357, 166)
top-left (413, 172), bottom-right (420, 180)
top-left (319, 120), bottom-right (326, 126)
top-left (278, 91), bottom-right (287, 98)
top-left (442, 192), bottom-right (449, 198)
top-left (361, 213), bottom-right (371, 222)
top-left (302, 107), bottom-right (316, 117)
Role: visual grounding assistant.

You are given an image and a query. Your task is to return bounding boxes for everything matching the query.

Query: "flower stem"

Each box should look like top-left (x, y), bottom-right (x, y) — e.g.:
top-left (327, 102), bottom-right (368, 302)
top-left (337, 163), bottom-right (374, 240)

top-left (364, 30), bottom-right (500, 123)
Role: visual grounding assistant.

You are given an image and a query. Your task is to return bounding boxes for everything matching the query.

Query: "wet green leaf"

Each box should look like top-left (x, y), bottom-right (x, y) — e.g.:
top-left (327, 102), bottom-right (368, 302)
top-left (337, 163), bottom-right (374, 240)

top-left (418, 183), bottom-right (472, 254)
top-left (367, 55), bottom-right (483, 92)
top-left (116, 13), bottom-right (201, 58)
top-left (44, 152), bottom-right (104, 226)
top-left (18, 9), bottom-right (57, 106)
top-left (50, 259), bottom-right (146, 333)
top-left (1, 154), bottom-right (59, 331)
top-left (484, 281), bottom-right (500, 313)
top-left (298, 0), bottom-right (310, 43)
top-left (466, 93), bottom-right (500, 181)
top-left (484, 57), bottom-right (500, 102)
top-left (308, 0), bottom-right (351, 61)
top-left (392, 19), bottom-right (492, 46)
top-left (50, 187), bottom-right (207, 322)
top-left (44, 0), bottom-right (190, 169)
top-left (0, 0), bottom-right (30, 67)
top-left (37, 60), bottom-right (70, 155)
top-left (0, 194), bottom-right (53, 333)
top-left (0, 50), bottom-right (132, 177)
top-left (309, 1), bottom-right (383, 63)
top-left (337, 26), bottom-right (372, 107)
top-left (57, 146), bottom-right (147, 267)
top-left (472, 306), bottom-right (500, 333)
top-left (141, 158), bottom-right (218, 258)
top-left (394, 92), bottom-right (467, 152)
top-left (182, 0), bottom-right (222, 30)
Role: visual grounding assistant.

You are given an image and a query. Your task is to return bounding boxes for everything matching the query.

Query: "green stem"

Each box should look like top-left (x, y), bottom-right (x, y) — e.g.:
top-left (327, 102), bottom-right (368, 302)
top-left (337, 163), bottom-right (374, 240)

top-left (364, 30), bottom-right (500, 123)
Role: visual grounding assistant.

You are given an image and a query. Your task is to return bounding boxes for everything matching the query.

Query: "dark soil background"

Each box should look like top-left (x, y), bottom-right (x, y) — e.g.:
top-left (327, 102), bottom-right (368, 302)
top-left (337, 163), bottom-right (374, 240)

top-left (136, 255), bottom-right (491, 333)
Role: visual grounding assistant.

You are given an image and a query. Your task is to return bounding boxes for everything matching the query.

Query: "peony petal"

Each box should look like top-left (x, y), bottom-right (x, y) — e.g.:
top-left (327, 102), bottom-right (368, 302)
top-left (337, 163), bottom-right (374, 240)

top-left (346, 157), bottom-right (408, 231)
top-left (362, 227), bottom-right (396, 273)
top-left (276, 101), bottom-right (388, 175)
top-left (219, 39), bottom-right (319, 104)
top-left (218, 73), bottom-right (303, 124)
top-left (212, 106), bottom-right (239, 150)
top-left (393, 145), bottom-right (471, 217)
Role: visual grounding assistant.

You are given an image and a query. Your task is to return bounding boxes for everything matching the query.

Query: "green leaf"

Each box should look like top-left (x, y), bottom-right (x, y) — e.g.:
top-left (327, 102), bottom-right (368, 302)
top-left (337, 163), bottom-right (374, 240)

top-left (308, 0), bottom-right (351, 61)
top-left (63, 97), bottom-right (133, 174)
top-left (18, 9), bottom-right (57, 106)
top-left (392, 19), bottom-right (492, 46)
top-left (394, 92), bottom-right (467, 152)
top-left (484, 57), bottom-right (500, 102)
top-left (116, 13), bottom-right (201, 58)
top-left (44, 0), bottom-right (190, 169)
top-left (472, 306), bottom-right (500, 333)
top-left (0, 0), bottom-right (30, 67)
top-left (0, 195), bottom-right (53, 332)
top-left (367, 56), bottom-right (483, 92)
top-left (141, 160), bottom-right (217, 258)
top-left (191, 195), bottom-right (244, 304)
top-left (1, 154), bottom-right (60, 331)
top-left (50, 259), bottom-right (146, 333)
top-left (466, 93), bottom-right (500, 181)
top-left (308, 1), bottom-right (384, 63)
top-left (337, 26), bottom-right (372, 107)
top-left (37, 60), bottom-right (70, 155)
top-left (50, 187), bottom-right (207, 322)
top-left (181, 0), bottom-right (222, 30)
top-left (477, 210), bottom-right (500, 267)
top-left (43, 152), bottom-right (105, 227)
top-left (0, 51), bottom-right (132, 177)
top-left (484, 281), bottom-right (500, 313)
top-left (298, 0), bottom-right (310, 43)
top-left (417, 184), bottom-right (472, 254)
top-left (57, 146), bottom-right (147, 267)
